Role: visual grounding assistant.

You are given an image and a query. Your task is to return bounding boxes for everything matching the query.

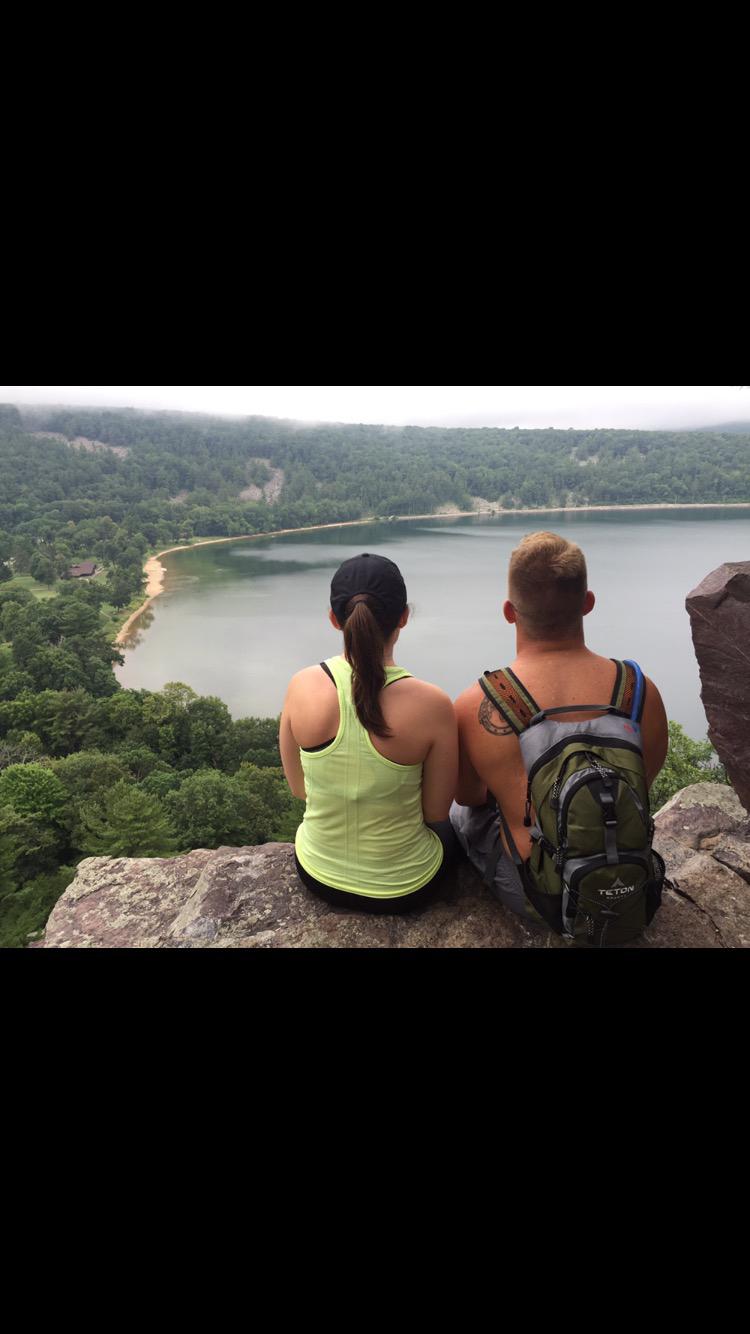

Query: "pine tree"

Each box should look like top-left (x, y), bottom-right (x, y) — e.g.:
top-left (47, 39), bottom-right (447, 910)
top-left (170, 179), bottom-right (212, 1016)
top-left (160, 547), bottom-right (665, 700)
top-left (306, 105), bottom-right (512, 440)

top-left (78, 779), bottom-right (178, 857)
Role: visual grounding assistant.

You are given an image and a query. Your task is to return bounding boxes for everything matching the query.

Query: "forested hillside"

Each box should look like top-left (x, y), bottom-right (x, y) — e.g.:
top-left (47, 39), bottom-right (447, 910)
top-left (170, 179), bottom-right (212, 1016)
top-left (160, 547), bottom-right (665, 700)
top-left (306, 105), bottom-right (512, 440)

top-left (0, 572), bottom-right (303, 947)
top-left (0, 403), bottom-right (743, 947)
top-left (8, 404), bottom-right (750, 532)
top-left (4, 405), bottom-right (748, 612)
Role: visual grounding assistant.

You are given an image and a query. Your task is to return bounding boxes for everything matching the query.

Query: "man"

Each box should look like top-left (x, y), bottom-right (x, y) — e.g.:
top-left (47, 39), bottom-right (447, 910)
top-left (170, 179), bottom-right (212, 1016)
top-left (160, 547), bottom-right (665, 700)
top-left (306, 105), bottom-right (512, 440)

top-left (451, 531), bottom-right (669, 918)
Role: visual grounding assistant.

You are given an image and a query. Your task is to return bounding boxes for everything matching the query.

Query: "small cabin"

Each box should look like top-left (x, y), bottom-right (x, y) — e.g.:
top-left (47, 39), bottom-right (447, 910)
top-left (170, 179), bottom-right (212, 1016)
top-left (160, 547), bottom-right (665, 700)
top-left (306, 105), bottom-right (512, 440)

top-left (68, 561), bottom-right (97, 578)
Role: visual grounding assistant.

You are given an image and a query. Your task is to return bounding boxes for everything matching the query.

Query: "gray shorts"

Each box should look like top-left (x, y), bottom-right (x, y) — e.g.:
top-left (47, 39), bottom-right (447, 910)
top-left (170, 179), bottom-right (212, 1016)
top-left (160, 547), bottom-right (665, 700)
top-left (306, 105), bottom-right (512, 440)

top-left (450, 800), bottom-right (535, 921)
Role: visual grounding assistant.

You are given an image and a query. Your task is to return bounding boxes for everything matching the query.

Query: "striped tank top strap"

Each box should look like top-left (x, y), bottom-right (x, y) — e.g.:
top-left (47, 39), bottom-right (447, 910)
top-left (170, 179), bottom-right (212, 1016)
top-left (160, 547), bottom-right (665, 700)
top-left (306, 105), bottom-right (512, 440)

top-left (609, 659), bottom-right (645, 722)
top-left (478, 667), bottom-right (541, 736)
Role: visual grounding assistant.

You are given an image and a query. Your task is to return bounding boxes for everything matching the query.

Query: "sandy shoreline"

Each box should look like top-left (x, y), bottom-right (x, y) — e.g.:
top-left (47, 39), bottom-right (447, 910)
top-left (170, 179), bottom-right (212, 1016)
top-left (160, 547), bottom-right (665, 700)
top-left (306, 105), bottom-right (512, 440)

top-left (115, 556), bottom-right (171, 643)
top-left (114, 501), bottom-right (750, 645)
top-left (114, 519), bottom-right (378, 644)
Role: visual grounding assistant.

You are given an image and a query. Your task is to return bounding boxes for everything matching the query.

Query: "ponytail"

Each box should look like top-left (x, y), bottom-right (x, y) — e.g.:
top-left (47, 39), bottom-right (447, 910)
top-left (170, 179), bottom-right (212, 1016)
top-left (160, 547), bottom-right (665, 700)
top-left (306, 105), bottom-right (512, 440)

top-left (342, 597), bottom-right (395, 737)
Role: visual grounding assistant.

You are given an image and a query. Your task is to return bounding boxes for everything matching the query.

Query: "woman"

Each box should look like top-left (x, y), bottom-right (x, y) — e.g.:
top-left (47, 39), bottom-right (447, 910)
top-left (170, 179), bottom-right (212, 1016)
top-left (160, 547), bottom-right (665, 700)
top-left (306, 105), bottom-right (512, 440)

top-left (279, 552), bottom-right (458, 912)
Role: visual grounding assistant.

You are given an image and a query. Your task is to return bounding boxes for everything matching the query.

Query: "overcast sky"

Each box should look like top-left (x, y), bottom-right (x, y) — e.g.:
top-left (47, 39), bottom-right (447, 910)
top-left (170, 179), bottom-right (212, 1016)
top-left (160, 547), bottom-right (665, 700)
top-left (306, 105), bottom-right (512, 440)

top-left (1, 385), bottom-right (745, 430)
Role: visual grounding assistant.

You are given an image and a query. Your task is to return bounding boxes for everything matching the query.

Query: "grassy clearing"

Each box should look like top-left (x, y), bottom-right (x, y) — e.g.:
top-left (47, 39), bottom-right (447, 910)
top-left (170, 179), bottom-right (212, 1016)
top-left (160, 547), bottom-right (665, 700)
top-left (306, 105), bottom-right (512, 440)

top-left (101, 593), bottom-right (146, 644)
top-left (3, 574), bottom-right (60, 600)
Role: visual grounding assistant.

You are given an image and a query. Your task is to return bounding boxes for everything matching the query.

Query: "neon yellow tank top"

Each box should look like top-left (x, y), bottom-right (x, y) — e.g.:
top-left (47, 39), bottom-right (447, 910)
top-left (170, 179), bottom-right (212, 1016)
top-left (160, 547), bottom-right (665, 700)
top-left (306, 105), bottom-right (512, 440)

top-left (294, 655), bottom-right (443, 898)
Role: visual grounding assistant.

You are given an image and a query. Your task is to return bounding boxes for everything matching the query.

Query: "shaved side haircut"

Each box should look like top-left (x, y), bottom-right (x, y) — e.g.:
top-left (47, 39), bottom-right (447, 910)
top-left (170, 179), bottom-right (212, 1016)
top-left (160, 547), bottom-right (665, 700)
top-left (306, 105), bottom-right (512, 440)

top-left (508, 531), bottom-right (588, 638)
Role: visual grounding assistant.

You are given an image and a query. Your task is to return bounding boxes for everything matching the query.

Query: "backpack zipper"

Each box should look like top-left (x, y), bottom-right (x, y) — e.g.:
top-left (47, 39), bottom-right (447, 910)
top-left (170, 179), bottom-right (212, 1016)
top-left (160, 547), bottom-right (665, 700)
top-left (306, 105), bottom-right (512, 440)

top-left (548, 750), bottom-right (584, 810)
top-left (526, 734), bottom-right (643, 787)
top-left (557, 766), bottom-right (611, 847)
top-left (557, 766), bottom-right (648, 852)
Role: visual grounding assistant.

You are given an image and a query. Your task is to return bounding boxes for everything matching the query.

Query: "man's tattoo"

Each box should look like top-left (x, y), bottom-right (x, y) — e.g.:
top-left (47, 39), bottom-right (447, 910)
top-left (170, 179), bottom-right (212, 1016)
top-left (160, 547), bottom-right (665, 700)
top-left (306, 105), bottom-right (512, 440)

top-left (478, 696), bottom-right (514, 735)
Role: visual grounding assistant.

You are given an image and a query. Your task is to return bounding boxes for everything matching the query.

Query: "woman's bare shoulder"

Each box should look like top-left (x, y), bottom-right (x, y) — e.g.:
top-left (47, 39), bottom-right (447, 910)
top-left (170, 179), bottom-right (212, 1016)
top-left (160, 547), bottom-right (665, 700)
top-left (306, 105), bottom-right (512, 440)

top-left (293, 663), bottom-right (330, 680)
top-left (285, 663), bottom-right (335, 696)
top-left (401, 675), bottom-right (455, 715)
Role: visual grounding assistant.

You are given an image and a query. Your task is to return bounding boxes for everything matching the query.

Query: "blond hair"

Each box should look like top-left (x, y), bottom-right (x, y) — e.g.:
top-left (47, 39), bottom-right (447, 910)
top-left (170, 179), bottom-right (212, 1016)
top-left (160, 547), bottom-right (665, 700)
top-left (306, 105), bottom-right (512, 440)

top-left (508, 531), bottom-right (588, 638)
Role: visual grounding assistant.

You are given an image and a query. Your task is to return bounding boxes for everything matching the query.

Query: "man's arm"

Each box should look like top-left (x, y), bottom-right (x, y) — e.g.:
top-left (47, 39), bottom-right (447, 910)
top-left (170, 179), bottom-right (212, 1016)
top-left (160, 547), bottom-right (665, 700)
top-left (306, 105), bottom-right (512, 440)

top-left (456, 745), bottom-right (488, 807)
top-left (641, 675), bottom-right (669, 789)
top-left (454, 689), bottom-right (489, 806)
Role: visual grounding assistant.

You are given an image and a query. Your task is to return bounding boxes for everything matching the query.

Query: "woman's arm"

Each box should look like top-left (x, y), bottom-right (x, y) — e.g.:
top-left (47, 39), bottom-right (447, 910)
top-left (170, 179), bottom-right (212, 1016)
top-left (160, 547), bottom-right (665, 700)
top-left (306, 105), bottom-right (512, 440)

top-left (421, 693), bottom-right (459, 823)
top-left (279, 686), bottom-right (306, 800)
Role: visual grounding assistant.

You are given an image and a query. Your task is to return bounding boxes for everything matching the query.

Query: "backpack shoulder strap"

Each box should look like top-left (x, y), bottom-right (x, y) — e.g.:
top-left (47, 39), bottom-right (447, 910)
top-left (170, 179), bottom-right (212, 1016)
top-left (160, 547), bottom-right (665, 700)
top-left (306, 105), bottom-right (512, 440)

top-left (609, 659), bottom-right (646, 723)
top-left (478, 667), bottom-right (541, 736)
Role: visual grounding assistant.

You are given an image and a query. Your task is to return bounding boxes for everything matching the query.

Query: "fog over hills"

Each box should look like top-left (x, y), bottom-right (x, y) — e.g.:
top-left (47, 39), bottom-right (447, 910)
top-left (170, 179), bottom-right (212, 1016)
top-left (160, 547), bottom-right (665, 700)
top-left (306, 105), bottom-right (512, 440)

top-left (690, 421), bottom-right (750, 434)
top-left (7, 401), bottom-right (750, 436)
top-left (1, 386), bottom-right (746, 433)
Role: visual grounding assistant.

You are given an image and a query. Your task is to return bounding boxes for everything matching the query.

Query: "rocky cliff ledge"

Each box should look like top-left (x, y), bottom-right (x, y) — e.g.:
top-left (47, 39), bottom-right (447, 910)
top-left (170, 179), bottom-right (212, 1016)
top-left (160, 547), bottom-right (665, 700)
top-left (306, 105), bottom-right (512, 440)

top-left (686, 561), bottom-right (750, 812)
top-left (36, 783), bottom-right (750, 948)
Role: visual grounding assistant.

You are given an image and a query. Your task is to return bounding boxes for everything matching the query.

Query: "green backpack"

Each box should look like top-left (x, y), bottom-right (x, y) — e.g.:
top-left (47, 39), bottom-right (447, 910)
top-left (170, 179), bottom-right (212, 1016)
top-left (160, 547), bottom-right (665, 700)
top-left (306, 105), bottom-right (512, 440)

top-left (479, 659), bottom-right (665, 948)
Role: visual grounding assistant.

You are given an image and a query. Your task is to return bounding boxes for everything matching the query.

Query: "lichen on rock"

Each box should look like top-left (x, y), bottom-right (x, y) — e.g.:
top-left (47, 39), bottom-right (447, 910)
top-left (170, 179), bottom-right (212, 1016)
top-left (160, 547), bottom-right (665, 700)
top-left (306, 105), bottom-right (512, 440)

top-left (35, 784), bottom-right (750, 948)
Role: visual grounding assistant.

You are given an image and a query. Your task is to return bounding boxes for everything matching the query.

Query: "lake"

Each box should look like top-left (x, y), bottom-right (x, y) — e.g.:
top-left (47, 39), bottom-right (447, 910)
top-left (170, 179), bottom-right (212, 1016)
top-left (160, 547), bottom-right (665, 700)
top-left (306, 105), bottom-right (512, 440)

top-left (114, 510), bottom-right (750, 739)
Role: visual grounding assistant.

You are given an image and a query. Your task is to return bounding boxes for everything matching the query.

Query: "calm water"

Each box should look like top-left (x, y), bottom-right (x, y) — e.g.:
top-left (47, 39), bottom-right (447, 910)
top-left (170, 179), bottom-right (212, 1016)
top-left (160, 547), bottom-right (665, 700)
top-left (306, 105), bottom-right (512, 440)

top-left (115, 511), bottom-right (750, 738)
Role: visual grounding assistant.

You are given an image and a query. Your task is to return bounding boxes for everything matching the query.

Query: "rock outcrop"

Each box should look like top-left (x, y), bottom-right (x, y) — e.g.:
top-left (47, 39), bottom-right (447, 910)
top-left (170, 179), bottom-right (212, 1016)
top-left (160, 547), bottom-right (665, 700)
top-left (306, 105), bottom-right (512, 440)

top-left (36, 783), bottom-right (750, 948)
top-left (686, 562), bottom-right (750, 812)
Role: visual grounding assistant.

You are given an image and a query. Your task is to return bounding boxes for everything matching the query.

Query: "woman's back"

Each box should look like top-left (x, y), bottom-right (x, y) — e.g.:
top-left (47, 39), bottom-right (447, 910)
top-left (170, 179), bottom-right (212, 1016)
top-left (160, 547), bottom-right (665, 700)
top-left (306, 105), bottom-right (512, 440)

top-left (287, 655), bottom-right (454, 766)
top-left (294, 655), bottom-right (446, 897)
top-left (280, 551), bottom-right (457, 904)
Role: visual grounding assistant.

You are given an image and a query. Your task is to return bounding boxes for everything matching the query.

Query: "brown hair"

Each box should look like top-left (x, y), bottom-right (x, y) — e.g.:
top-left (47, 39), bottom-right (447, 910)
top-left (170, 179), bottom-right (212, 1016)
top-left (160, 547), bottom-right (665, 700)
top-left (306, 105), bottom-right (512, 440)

top-left (508, 531), bottom-right (588, 638)
top-left (342, 594), bottom-right (401, 737)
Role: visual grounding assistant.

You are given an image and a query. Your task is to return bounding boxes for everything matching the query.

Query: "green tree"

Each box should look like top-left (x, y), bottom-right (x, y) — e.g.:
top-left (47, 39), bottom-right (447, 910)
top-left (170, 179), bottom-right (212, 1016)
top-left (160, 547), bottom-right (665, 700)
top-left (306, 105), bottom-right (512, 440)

top-left (166, 769), bottom-right (252, 849)
top-left (650, 721), bottom-right (730, 813)
top-left (0, 805), bottom-right (18, 894)
top-left (185, 695), bottom-right (233, 768)
top-left (0, 762), bottom-right (67, 824)
top-left (231, 763), bottom-right (304, 842)
top-left (230, 716), bottom-right (281, 769)
top-left (10, 537), bottom-right (34, 574)
top-left (25, 645), bottom-right (88, 692)
top-left (113, 744), bottom-right (166, 781)
top-left (0, 865), bottom-right (77, 949)
top-left (165, 763), bottom-right (300, 849)
top-left (78, 779), bottom-right (178, 857)
top-left (106, 573), bottom-right (138, 608)
top-left (59, 598), bottom-right (100, 639)
top-left (0, 732), bottom-right (43, 768)
top-left (0, 803), bottom-right (63, 883)
top-left (0, 670), bottom-right (34, 701)
top-left (161, 682), bottom-right (198, 710)
top-left (50, 748), bottom-right (129, 799)
top-left (29, 552), bottom-right (57, 585)
top-left (140, 769), bottom-right (182, 799)
top-left (49, 748), bottom-right (130, 844)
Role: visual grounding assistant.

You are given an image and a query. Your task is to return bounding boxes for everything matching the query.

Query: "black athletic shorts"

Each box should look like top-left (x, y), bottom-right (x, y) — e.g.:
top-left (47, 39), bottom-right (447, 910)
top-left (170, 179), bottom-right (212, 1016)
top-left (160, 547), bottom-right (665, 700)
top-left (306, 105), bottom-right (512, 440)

top-left (293, 820), bottom-right (462, 916)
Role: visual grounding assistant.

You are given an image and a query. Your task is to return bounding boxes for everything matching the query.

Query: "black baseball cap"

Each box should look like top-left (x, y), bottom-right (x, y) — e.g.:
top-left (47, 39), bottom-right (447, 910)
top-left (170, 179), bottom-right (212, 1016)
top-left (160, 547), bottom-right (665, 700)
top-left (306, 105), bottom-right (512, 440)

top-left (330, 553), bottom-right (407, 625)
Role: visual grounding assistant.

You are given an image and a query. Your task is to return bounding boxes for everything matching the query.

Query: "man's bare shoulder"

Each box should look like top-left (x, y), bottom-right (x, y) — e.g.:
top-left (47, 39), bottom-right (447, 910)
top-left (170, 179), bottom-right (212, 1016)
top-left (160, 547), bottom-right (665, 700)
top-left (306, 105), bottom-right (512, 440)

top-left (454, 679), bottom-right (519, 740)
top-left (642, 672), bottom-right (665, 707)
top-left (641, 672), bottom-right (668, 741)
top-left (454, 680), bottom-right (484, 717)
